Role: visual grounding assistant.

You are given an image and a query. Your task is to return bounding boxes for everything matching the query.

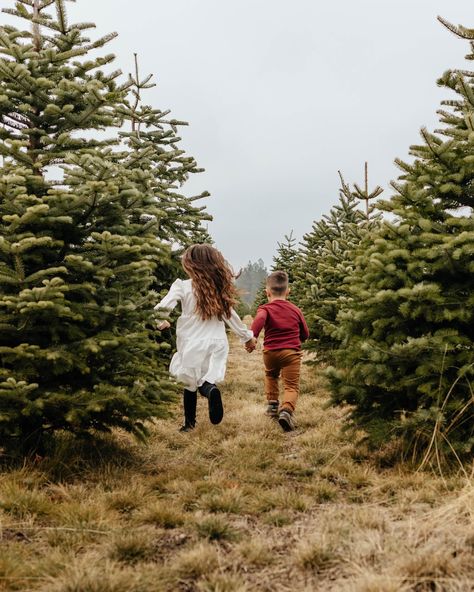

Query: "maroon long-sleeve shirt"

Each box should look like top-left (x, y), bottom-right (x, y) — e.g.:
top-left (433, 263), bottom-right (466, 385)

top-left (251, 299), bottom-right (309, 350)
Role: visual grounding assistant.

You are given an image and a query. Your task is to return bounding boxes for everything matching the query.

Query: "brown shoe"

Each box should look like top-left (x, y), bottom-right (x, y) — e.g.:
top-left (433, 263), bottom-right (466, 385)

top-left (278, 410), bottom-right (295, 432)
top-left (265, 401), bottom-right (279, 418)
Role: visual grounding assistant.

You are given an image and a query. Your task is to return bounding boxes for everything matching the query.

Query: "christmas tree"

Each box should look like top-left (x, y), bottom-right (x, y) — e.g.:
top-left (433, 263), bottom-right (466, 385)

top-left (0, 0), bottom-right (209, 449)
top-left (253, 231), bottom-right (300, 310)
top-left (327, 19), bottom-right (474, 456)
top-left (271, 231), bottom-right (300, 282)
top-left (293, 167), bottom-right (381, 362)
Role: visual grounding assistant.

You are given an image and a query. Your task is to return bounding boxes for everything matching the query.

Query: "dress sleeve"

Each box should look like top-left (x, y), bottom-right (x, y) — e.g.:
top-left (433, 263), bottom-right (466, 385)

top-left (154, 279), bottom-right (183, 313)
top-left (225, 309), bottom-right (254, 343)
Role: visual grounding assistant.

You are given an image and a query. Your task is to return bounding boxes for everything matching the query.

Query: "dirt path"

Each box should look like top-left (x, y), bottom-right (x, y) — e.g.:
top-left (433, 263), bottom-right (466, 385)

top-left (0, 335), bottom-right (473, 591)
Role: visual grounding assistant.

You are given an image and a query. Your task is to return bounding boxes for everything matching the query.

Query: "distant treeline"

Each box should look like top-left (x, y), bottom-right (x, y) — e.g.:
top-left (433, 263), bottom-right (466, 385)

top-left (235, 259), bottom-right (267, 307)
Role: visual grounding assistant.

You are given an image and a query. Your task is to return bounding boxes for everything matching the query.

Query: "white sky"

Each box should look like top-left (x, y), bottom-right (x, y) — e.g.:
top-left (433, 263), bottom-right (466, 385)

top-left (7, 0), bottom-right (474, 269)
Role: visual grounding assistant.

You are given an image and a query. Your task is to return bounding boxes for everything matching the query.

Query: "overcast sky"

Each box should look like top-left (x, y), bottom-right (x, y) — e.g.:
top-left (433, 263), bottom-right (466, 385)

top-left (40, 2), bottom-right (474, 268)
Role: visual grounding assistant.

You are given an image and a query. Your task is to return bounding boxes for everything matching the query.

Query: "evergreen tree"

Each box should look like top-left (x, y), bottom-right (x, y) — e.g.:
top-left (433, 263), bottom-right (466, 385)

top-left (0, 0), bottom-right (208, 448)
top-left (272, 230), bottom-right (299, 281)
top-left (253, 231), bottom-right (300, 310)
top-left (327, 19), bottom-right (474, 456)
top-left (121, 53), bottom-right (211, 287)
top-left (121, 55), bottom-right (212, 294)
top-left (293, 168), bottom-right (381, 362)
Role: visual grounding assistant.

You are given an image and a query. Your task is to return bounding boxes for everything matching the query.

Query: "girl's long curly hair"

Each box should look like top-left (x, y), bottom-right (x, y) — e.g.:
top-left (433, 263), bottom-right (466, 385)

top-left (182, 244), bottom-right (237, 320)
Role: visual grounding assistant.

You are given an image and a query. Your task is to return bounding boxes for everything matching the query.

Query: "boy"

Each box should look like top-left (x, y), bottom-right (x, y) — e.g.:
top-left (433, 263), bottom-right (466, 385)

top-left (250, 270), bottom-right (309, 431)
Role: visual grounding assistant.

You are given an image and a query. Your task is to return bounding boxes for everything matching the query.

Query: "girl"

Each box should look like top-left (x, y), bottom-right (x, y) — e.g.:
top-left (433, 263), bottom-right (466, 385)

top-left (155, 244), bottom-right (256, 431)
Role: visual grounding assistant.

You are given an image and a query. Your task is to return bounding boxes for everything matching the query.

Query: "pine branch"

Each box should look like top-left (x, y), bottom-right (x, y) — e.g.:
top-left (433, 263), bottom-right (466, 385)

top-left (457, 76), bottom-right (474, 108)
top-left (2, 117), bottom-right (29, 132)
top-left (33, 0), bottom-right (42, 52)
top-left (438, 16), bottom-right (474, 41)
top-left (131, 53), bottom-right (141, 134)
top-left (3, 111), bottom-right (30, 125)
top-left (55, 0), bottom-right (68, 34)
top-left (1, 8), bottom-right (32, 20)
top-left (72, 22), bottom-right (96, 31)
top-left (450, 69), bottom-right (474, 78)
top-left (13, 254), bottom-right (25, 282)
top-left (86, 32), bottom-right (118, 51)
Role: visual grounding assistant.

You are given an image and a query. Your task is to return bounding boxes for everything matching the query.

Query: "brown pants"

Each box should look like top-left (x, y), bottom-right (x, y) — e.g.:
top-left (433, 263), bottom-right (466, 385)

top-left (263, 349), bottom-right (302, 413)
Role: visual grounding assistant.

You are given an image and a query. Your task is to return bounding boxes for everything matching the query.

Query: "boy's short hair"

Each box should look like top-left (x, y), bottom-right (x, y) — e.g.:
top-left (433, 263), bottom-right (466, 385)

top-left (266, 270), bottom-right (289, 296)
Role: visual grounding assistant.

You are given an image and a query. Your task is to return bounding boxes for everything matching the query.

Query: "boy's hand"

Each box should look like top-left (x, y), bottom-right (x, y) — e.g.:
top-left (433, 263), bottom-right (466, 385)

top-left (245, 337), bottom-right (257, 352)
top-left (157, 320), bottom-right (171, 331)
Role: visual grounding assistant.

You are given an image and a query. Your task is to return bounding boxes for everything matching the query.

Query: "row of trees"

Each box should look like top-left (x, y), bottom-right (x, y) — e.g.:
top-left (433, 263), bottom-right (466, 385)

top-left (0, 0), bottom-right (210, 449)
top-left (265, 18), bottom-right (474, 459)
top-left (2, 2), bottom-right (472, 461)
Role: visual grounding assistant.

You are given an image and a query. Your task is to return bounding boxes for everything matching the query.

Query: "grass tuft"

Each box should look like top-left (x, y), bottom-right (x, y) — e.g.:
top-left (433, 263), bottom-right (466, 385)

top-left (195, 515), bottom-right (240, 541)
top-left (294, 535), bottom-right (340, 573)
top-left (0, 482), bottom-right (54, 519)
top-left (199, 489), bottom-right (247, 514)
top-left (42, 560), bottom-right (153, 592)
top-left (136, 501), bottom-right (184, 529)
top-left (171, 542), bottom-right (220, 580)
top-left (197, 572), bottom-right (249, 592)
top-left (108, 530), bottom-right (158, 565)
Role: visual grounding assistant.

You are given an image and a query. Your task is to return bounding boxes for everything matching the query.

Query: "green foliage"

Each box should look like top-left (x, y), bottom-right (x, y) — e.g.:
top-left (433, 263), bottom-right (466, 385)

top-left (0, 0), bottom-right (209, 448)
top-left (272, 230), bottom-right (300, 282)
top-left (326, 19), bottom-right (474, 457)
top-left (293, 170), bottom-right (381, 362)
top-left (253, 231), bottom-right (300, 311)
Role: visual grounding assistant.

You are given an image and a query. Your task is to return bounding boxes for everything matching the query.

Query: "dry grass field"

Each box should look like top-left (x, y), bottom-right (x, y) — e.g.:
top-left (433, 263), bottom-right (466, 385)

top-left (1, 331), bottom-right (474, 591)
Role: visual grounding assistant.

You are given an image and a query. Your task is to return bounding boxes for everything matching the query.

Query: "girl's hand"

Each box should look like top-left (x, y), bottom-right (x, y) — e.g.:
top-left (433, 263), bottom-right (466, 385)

top-left (157, 320), bottom-right (171, 331)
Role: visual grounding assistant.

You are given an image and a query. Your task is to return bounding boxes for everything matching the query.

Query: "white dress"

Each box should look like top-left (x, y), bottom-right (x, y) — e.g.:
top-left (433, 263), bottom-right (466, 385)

top-left (155, 279), bottom-right (253, 391)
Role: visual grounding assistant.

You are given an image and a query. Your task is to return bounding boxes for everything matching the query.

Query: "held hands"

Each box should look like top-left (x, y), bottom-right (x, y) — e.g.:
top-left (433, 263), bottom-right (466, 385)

top-left (157, 320), bottom-right (171, 331)
top-left (245, 337), bottom-right (257, 353)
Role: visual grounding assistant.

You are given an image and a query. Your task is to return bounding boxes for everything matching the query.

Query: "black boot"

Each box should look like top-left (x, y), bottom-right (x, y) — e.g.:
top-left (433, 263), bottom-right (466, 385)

top-left (179, 389), bottom-right (197, 432)
top-left (198, 381), bottom-right (223, 425)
